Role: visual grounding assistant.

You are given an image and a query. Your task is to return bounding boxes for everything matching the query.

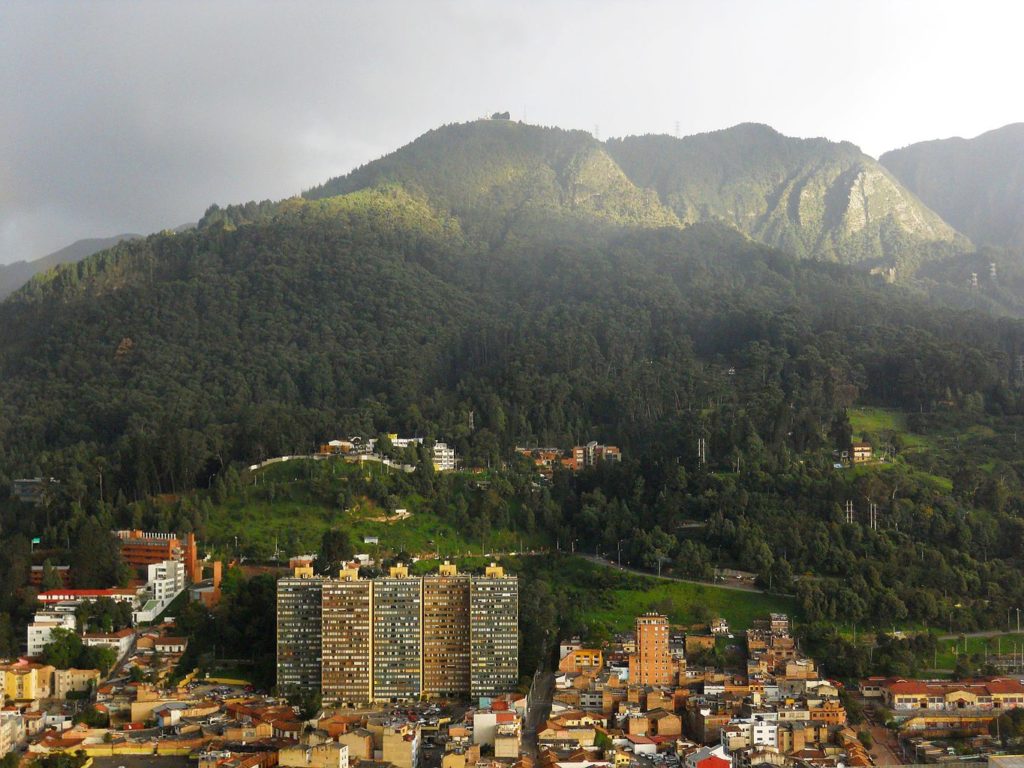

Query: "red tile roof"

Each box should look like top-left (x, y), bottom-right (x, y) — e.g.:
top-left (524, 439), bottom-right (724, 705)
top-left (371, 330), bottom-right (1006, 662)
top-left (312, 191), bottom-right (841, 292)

top-left (884, 677), bottom-right (1024, 697)
top-left (696, 756), bottom-right (730, 768)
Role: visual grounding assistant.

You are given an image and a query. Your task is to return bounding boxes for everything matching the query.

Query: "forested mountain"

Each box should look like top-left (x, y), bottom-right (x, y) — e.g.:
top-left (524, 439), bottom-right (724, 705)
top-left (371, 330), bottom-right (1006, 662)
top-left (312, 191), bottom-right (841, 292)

top-left (5, 118), bottom-right (1024, 647)
top-left (605, 123), bottom-right (966, 270)
top-left (0, 145), bottom-right (1018, 503)
top-left (881, 124), bottom-right (1024, 251)
top-left (308, 120), bottom-right (966, 270)
top-left (305, 120), bottom-right (679, 244)
top-left (0, 234), bottom-right (139, 300)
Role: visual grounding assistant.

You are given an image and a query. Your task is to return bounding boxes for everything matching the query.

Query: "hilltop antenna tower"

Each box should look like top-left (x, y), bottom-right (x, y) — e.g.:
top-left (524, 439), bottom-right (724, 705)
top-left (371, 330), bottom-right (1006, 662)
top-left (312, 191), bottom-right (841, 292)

top-left (674, 121), bottom-right (680, 139)
top-left (594, 124), bottom-right (600, 141)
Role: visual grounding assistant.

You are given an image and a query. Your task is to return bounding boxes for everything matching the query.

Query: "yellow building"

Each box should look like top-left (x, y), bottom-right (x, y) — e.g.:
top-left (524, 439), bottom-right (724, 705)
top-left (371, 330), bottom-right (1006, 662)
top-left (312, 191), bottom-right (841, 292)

top-left (379, 722), bottom-right (420, 768)
top-left (442, 745), bottom-right (480, 768)
top-left (53, 668), bottom-right (100, 699)
top-left (0, 662), bottom-right (54, 704)
top-left (558, 649), bottom-right (603, 674)
top-left (278, 742), bottom-right (350, 768)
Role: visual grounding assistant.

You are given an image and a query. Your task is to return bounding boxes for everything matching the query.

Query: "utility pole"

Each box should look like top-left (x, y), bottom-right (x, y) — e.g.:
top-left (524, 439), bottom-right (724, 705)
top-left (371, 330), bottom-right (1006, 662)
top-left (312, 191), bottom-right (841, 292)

top-left (697, 438), bottom-right (707, 467)
top-left (845, 500), bottom-right (854, 525)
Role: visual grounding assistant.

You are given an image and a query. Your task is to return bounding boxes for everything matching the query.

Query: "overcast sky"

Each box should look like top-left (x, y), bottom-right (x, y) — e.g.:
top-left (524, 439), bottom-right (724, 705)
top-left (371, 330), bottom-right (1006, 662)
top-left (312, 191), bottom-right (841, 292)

top-left (2, 0), bottom-right (1022, 264)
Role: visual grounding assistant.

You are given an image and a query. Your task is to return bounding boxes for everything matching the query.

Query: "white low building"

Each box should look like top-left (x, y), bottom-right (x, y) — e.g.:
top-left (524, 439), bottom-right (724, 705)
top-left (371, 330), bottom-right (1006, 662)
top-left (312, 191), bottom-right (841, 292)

top-left (26, 610), bottom-right (77, 656)
top-left (82, 628), bottom-right (134, 658)
top-left (432, 442), bottom-right (458, 471)
top-left (133, 559), bottom-right (185, 623)
top-left (1, 712), bottom-right (26, 759)
top-left (146, 560), bottom-right (186, 603)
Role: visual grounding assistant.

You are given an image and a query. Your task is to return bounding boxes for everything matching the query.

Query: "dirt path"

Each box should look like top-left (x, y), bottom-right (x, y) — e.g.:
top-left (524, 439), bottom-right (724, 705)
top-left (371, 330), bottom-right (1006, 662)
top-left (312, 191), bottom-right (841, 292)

top-left (576, 553), bottom-right (769, 593)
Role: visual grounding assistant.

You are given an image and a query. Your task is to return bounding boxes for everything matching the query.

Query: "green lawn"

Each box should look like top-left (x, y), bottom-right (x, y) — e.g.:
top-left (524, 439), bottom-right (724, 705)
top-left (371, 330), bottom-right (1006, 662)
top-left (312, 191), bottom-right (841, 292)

top-left (560, 557), bottom-right (797, 634)
top-left (848, 406), bottom-right (932, 451)
top-left (933, 633), bottom-right (1024, 669)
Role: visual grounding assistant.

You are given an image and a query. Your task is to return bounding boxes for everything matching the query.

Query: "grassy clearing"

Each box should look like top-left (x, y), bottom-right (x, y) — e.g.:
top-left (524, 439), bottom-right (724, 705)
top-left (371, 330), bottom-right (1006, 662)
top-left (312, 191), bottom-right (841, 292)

top-left (846, 407), bottom-right (960, 492)
top-left (207, 494), bottom-right (532, 559)
top-left (204, 459), bottom-right (543, 560)
top-left (933, 632), bottom-right (1024, 669)
top-left (849, 407), bottom-right (932, 451)
top-left (558, 557), bottom-right (797, 634)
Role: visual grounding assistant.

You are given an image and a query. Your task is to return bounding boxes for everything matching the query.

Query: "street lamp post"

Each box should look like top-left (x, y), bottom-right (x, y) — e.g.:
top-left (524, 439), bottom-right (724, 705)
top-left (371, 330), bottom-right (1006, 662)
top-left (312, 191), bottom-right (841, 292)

top-left (617, 539), bottom-right (625, 567)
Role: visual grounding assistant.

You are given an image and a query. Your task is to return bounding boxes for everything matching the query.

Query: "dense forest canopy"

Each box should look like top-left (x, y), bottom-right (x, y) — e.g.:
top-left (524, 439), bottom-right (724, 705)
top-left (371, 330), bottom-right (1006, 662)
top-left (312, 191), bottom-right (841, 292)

top-left (3, 118), bottom-right (1024, 656)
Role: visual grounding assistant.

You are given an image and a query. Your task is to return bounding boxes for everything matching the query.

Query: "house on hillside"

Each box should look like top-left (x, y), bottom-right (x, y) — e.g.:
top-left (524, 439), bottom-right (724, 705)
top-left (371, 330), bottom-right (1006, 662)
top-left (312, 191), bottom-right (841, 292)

top-left (851, 442), bottom-right (872, 463)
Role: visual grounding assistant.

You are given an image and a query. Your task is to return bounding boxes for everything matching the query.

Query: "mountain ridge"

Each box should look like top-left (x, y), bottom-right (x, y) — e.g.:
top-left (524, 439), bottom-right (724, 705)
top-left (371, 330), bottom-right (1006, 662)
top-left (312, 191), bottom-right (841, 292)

top-left (604, 122), bottom-right (966, 269)
top-left (880, 123), bottom-right (1024, 250)
top-left (0, 234), bottom-right (140, 300)
top-left (306, 119), bottom-right (967, 269)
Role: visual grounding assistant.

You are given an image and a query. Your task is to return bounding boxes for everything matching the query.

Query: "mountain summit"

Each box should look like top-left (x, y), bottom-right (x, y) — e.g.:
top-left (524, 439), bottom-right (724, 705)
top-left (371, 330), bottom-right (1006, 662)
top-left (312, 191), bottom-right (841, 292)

top-left (307, 119), bottom-right (966, 269)
top-left (305, 120), bottom-right (679, 242)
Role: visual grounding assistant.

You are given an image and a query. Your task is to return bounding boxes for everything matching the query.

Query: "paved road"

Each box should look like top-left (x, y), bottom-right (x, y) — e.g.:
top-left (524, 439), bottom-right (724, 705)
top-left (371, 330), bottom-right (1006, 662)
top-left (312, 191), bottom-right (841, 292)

top-left (522, 669), bottom-right (554, 757)
top-left (576, 553), bottom-right (767, 594)
top-left (868, 723), bottom-right (903, 766)
top-left (938, 629), bottom-right (1024, 640)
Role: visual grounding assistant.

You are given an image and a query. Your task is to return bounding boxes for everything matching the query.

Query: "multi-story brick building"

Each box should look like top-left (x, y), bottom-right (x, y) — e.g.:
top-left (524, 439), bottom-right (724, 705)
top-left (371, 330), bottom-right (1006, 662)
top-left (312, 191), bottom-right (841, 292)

top-left (629, 613), bottom-right (674, 686)
top-left (422, 563), bottom-right (471, 699)
top-left (114, 530), bottom-right (199, 581)
top-left (322, 569), bottom-right (373, 706)
top-left (277, 561), bottom-right (517, 704)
